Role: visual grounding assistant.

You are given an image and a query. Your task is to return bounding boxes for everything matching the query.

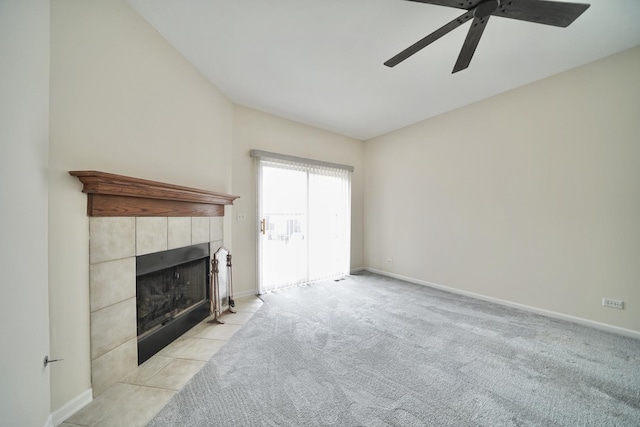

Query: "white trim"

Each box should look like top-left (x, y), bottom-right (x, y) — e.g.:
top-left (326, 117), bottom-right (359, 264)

top-left (365, 268), bottom-right (640, 340)
top-left (234, 288), bottom-right (259, 299)
top-left (255, 156), bottom-right (262, 296)
top-left (43, 415), bottom-right (53, 427)
top-left (50, 388), bottom-right (93, 427)
top-left (350, 267), bottom-right (366, 274)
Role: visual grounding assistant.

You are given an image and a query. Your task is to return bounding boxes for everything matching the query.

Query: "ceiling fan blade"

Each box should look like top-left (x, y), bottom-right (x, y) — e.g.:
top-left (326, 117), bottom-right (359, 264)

top-left (403, 0), bottom-right (482, 10)
top-left (385, 10), bottom-right (474, 67)
top-left (452, 15), bottom-right (490, 73)
top-left (493, 0), bottom-right (590, 28)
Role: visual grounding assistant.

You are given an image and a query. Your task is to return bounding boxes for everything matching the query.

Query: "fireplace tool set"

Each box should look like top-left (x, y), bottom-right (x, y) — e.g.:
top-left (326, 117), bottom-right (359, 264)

top-left (209, 247), bottom-right (236, 323)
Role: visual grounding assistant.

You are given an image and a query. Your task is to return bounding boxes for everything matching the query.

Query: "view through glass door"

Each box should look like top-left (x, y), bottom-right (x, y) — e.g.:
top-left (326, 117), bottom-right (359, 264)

top-left (260, 163), bottom-right (308, 290)
top-left (256, 153), bottom-right (351, 293)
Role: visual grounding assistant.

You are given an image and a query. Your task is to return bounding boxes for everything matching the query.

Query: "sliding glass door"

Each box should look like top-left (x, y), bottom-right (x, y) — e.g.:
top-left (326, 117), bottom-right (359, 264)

top-left (256, 152), bottom-right (351, 294)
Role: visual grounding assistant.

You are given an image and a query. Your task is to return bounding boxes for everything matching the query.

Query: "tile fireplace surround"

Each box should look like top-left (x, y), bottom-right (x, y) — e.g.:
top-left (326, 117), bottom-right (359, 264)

top-left (70, 171), bottom-right (238, 396)
top-left (89, 216), bottom-right (223, 395)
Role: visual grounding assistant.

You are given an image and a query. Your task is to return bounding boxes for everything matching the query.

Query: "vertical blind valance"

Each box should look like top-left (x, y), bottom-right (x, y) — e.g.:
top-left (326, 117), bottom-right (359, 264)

top-left (249, 150), bottom-right (355, 173)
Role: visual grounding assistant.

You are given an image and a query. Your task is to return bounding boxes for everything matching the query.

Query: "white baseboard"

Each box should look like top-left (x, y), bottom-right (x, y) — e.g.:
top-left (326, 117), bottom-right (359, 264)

top-left (365, 268), bottom-right (640, 340)
top-left (350, 267), bottom-right (366, 274)
top-left (44, 415), bottom-right (53, 427)
top-left (234, 288), bottom-right (259, 299)
top-left (50, 388), bottom-right (93, 427)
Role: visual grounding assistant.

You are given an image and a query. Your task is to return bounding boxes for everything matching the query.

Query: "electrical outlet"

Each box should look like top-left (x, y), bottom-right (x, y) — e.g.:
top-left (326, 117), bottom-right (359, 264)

top-left (386, 258), bottom-right (393, 264)
top-left (602, 298), bottom-right (624, 310)
top-left (237, 213), bottom-right (246, 221)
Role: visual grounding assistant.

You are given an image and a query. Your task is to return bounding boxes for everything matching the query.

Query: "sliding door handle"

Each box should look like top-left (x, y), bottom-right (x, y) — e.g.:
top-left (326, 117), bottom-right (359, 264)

top-left (260, 218), bottom-right (266, 235)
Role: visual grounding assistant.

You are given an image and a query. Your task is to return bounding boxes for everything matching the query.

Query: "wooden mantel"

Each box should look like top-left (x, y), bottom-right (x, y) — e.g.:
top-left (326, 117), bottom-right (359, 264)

top-left (70, 170), bottom-right (239, 217)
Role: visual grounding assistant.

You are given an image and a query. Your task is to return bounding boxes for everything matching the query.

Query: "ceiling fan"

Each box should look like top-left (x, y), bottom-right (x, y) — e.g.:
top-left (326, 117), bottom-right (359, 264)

top-left (385, 0), bottom-right (590, 73)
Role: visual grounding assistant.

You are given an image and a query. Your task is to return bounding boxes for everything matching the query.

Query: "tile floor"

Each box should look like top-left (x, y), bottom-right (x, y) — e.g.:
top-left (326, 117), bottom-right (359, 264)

top-left (60, 296), bottom-right (263, 427)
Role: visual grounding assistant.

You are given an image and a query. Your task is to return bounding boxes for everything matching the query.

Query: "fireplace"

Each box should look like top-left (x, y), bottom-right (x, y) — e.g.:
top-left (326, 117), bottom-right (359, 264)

top-left (136, 243), bottom-right (210, 364)
top-left (71, 171), bottom-right (239, 397)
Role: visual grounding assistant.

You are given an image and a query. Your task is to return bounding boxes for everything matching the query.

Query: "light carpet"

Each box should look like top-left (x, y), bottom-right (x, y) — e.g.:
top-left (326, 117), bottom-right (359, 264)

top-left (148, 272), bottom-right (640, 426)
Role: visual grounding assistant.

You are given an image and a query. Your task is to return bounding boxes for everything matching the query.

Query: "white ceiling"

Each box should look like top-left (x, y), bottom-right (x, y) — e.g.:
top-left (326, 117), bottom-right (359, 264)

top-left (128, 0), bottom-right (640, 140)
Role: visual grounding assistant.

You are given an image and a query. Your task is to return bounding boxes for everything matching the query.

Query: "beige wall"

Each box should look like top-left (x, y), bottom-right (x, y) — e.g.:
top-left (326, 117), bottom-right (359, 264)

top-left (49, 0), bottom-right (233, 411)
top-left (232, 106), bottom-right (365, 294)
top-left (0, 1), bottom-right (51, 425)
top-left (365, 47), bottom-right (640, 333)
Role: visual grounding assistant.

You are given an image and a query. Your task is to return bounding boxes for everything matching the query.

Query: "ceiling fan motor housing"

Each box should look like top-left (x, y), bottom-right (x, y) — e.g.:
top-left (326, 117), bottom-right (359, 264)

top-left (474, 0), bottom-right (500, 18)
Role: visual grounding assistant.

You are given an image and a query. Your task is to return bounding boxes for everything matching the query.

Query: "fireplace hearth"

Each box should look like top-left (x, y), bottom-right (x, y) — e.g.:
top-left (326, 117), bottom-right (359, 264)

top-left (136, 243), bottom-right (210, 364)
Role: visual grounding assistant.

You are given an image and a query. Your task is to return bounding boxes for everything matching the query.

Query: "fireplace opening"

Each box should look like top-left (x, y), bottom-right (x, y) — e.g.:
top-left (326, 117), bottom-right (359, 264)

top-left (136, 243), bottom-right (210, 364)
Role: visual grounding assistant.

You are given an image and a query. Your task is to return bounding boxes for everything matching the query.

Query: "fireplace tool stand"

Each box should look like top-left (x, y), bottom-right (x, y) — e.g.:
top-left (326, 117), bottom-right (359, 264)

top-left (209, 247), bottom-right (236, 324)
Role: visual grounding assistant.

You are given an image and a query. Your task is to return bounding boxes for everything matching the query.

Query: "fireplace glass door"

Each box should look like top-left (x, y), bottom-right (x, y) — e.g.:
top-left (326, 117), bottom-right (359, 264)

top-left (137, 258), bottom-right (208, 337)
top-left (136, 242), bottom-right (210, 364)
